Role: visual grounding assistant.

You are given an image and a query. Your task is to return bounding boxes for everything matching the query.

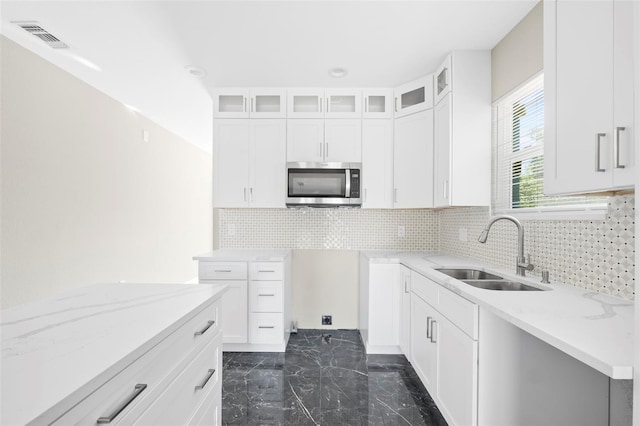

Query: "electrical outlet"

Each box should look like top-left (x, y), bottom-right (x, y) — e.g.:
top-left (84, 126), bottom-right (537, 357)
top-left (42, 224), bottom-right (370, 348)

top-left (227, 224), bottom-right (235, 236)
top-left (459, 228), bottom-right (468, 242)
top-left (398, 225), bottom-right (405, 238)
top-left (322, 315), bottom-right (332, 325)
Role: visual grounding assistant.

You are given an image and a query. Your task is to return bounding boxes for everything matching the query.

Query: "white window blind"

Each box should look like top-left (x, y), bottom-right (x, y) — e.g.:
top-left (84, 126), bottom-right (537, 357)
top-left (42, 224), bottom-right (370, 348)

top-left (492, 73), bottom-right (607, 216)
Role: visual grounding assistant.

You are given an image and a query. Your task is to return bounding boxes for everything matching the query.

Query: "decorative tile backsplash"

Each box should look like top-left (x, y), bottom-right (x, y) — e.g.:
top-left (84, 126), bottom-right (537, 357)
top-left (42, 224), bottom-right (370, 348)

top-left (219, 208), bottom-right (439, 251)
top-left (219, 195), bottom-right (635, 300)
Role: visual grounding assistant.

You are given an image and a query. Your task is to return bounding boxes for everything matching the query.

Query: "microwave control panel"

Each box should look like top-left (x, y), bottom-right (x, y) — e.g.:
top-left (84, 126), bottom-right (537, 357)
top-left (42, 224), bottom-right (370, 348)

top-left (350, 171), bottom-right (360, 198)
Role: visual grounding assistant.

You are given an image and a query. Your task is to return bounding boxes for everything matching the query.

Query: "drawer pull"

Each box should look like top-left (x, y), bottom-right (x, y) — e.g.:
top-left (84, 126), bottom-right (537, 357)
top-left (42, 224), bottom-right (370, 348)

top-left (97, 384), bottom-right (147, 424)
top-left (258, 269), bottom-right (276, 273)
top-left (195, 369), bottom-right (216, 391)
top-left (258, 325), bottom-right (275, 329)
top-left (214, 269), bottom-right (232, 273)
top-left (258, 293), bottom-right (276, 297)
top-left (194, 320), bottom-right (215, 336)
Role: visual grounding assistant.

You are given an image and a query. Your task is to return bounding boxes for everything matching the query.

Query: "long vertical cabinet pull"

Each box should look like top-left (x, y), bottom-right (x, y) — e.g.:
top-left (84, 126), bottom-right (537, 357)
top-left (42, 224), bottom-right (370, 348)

top-left (243, 188), bottom-right (247, 202)
top-left (429, 320), bottom-right (437, 343)
top-left (250, 188), bottom-right (253, 202)
top-left (364, 97), bottom-right (368, 113)
top-left (244, 97), bottom-right (247, 113)
top-left (426, 317), bottom-right (432, 339)
top-left (97, 384), bottom-right (147, 424)
top-left (251, 97), bottom-right (254, 114)
top-left (595, 133), bottom-right (606, 172)
top-left (615, 127), bottom-right (626, 168)
top-left (394, 97), bottom-right (398, 113)
top-left (394, 188), bottom-right (398, 204)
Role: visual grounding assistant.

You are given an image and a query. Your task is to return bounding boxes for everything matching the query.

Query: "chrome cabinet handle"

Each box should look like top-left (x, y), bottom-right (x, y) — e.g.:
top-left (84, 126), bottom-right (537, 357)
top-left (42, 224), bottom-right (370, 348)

top-left (394, 97), bottom-right (398, 112)
top-left (195, 369), bottom-right (216, 391)
top-left (364, 97), bottom-right (368, 113)
top-left (325, 142), bottom-right (329, 159)
top-left (251, 97), bottom-right (254, 113)
top-left (244, 97), bottom-right (247, 113)
top-left (259, 325), bottom-right (275, 329)
top-left (258, 293), bottom-right (276, 297)
top-left (194, 320), bottom-right (215, 336)
top-left (404, 277), bottom-right (410, 293)
top-left (615, 127), bottom-right (626, 169)
top-left (250, 187), bottom-right (253, 202)
top-left (595, 133), bottom-right (606, 172)
top-left (429, 320), bottom-right (437, 343)
top-left (243, 187), bottom-right (247, 201)
top-left (426, 317), bottom-right (432, 339)
top-left (214, 269), bottom-right (232, 273)
top-left (318, 97), bottom-right (321, 113)
top-left (97, 384), bottom-right (147, 424)
top-left (258, 269), bottom-right (276, 273)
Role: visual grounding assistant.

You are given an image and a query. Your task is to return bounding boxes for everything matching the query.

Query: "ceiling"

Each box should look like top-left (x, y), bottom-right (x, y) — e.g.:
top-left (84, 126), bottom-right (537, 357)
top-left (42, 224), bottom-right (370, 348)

top-left (0, 1), bottom-right (538, 152)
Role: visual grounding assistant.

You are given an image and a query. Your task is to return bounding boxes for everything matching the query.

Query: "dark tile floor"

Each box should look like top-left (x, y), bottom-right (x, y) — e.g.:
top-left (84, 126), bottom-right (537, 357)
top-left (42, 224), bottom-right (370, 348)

top-left (222, 329), bottom-right (448, 426)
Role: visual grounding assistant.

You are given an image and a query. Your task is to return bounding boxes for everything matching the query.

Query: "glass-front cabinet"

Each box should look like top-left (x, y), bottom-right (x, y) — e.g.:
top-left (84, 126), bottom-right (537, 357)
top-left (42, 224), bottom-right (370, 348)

top-left (214, 88), bottom-right (286, 118)
top-left (434, 55), bottom-right (452, 105)
top-left (394, 75), bottom-right (434, 118)
top-left (362, 89), bottom-right (394, 119)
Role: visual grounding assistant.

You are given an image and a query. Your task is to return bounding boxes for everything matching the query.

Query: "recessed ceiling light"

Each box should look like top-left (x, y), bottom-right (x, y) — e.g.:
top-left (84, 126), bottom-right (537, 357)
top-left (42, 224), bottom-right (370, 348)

top-left (185, 65), bottom-right (207, 77)
top-left (329, 67), bottom-right (348, 78)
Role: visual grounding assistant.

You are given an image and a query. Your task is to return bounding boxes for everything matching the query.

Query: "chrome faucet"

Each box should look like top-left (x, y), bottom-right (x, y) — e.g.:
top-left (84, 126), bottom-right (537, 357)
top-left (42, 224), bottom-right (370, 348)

top-left (478, 215), bottom-right (534, 277)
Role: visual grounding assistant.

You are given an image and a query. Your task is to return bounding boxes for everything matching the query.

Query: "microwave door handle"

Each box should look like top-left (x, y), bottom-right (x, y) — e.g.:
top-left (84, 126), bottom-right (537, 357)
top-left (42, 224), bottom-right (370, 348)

top-left (345, 169), bottom-right (351, 197)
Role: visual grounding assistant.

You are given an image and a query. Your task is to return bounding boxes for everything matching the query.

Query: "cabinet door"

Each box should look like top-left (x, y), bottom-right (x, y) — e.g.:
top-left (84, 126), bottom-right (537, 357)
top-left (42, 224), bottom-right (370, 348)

top-left (611, 0), bottom-right (635, 187)
top-left (250, 120), bottom-right (286, 207)
top-left (286, 119), bottom-right (325, 162)
top-left (287, 89), bottom-right (324, 118)
top-left (218, 281), bottom-right (248, 344)
top-left (411, 295), bottom-right (437, 393)
top-left (434, 55), bottom-right (452, 105)
top-left (250, 88), bottom-right (287, 118)
top-left (362, 119), bottom-right (393, 208)
top-left (324, 119), bottom-right (362, 162)
top-left (213, 89), bottom-right (250, 118)
top-left (546, 0), bottom-right (613, 194)
top-left (394, 75), bottom-right (434, 118)
top-left (433, 93), bottom-right (452, 208)
top-left (325, 89), bottom-right (361, 118)
top-left (393, 109), bottom-right (434, 208)
top-left (368, 264), bottom-right (400, 347)
top-left (436, 315), bottom-right (478, 426)
top-left (399, 266), bottom-right (412, 358)
top-left (363, 89), bottom-right (393, 119)
top-left (213, 120), bottom-right (250, 207)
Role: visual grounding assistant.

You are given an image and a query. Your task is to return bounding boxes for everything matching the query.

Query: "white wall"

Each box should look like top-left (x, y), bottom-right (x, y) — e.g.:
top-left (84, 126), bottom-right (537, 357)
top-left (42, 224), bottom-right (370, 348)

top-left (0, 36), bottom-right (213, 308)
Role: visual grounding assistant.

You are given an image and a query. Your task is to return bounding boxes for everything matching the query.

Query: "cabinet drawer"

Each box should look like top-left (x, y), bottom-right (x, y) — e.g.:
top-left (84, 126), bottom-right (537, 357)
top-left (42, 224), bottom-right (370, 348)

top-left (54, 299), bottom-right (220, 425)
top-left (199, 262), bottom-right (247, 280)
top-left (189, 388), bottom-right (221, 426)
top-left (438, 287), bottom-right (478, 340)
top-left (249, 262), bottom-right (284, 280)
top-left (411, 271), bottom-right (439, 305)
top-left (250, 281), bottom-right (283, 313)
top-left (136, 331), bottom-right (222, 425)
top-left (249, 313), bottom-right (284, 344)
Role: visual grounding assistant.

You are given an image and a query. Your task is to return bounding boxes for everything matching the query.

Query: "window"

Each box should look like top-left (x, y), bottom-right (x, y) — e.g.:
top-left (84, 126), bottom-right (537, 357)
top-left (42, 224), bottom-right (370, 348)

top-left (492, 73), bottom-right (607, 218)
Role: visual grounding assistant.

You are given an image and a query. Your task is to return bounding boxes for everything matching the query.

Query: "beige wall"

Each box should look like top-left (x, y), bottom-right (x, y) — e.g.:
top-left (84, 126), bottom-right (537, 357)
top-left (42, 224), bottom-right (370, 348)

top-left (0, 36), bottom-right (213, 308)
top-left (291, 250), bottom-right (359, 329)
top-left (491, 1), bottom-right (543, 101)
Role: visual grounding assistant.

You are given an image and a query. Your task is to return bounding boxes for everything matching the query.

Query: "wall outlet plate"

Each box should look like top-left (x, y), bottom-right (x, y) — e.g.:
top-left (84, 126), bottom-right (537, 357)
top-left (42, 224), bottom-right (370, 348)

top-left (322, 315), bottom-right (332, 325)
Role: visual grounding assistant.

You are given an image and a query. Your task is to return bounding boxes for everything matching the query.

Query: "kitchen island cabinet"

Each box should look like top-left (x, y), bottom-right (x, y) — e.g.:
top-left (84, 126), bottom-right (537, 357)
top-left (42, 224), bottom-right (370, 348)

top-left (1, 283), bottom-right (226, 426)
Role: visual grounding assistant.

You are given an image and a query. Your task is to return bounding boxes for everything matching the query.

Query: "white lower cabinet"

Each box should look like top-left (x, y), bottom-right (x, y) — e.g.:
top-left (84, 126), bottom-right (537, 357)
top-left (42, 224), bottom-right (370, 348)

top-left (410, 270), bottom-right (478, 426)
top-left (399, 266), bottom-right (412, 358)
top-left (197, 254), bottom-right (291, 352)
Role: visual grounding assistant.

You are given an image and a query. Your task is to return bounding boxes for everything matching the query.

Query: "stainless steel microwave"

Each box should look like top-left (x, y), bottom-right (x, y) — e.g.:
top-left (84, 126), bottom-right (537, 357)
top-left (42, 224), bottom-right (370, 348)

top-left (286, 162), bottom-right (362, 208)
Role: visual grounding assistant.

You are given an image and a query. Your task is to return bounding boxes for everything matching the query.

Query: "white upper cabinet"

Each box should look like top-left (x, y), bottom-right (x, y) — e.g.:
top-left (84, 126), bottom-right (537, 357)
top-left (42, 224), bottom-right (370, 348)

top-left (214, 88), bottom-right (286, 118)
top-left (433, 51), bottom-right (491, 208)
top-left (544, 0), bottom-right (635, 195)
top-left (434, 55), bottom-right (452, 105)
top-left (362, 89), bottom-right (394, 119)
top-left (287, 119), bottom-right (361, 163)
top-left (214, 119), bottom-right (286, 208)
top-left (394, 75), bottom-right (434, 118)
top-left (325, 89), bottom-right (362, 118)
top-left (287, 89), bottom-right (362, 118)
top-left (362, 119), bottom-right (394, 208)
top-left (394, 109), bottom-right (434, 208)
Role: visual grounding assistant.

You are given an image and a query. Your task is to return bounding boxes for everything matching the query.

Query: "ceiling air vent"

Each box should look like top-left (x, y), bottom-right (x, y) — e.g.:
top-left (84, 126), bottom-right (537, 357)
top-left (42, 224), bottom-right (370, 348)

top-left (13, 21), bottom-right (68, 49)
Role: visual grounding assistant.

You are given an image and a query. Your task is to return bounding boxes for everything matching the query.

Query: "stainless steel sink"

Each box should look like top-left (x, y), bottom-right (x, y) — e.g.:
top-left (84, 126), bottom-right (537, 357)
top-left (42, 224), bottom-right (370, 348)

top-left (462, 280), bottom-right (543, 291)
top-left (436, 268), bottom-right (503, 281)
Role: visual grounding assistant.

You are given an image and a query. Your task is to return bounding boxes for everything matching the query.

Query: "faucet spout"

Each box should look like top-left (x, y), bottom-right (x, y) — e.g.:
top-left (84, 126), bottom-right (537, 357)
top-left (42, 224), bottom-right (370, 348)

top-left (477, 215), bottom-right (534, 276)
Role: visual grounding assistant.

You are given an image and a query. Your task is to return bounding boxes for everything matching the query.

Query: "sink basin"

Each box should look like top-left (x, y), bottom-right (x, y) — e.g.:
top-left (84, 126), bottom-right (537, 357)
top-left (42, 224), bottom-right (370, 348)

top-left (436, 268), bottom-right (503, 280)
top-left (462, 280), bottom-right (544, 291)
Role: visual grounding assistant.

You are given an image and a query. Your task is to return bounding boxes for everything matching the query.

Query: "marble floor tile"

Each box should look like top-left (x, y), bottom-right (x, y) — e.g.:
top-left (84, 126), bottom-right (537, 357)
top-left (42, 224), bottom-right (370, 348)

top-left (222, 329), bottom-right (448, 426)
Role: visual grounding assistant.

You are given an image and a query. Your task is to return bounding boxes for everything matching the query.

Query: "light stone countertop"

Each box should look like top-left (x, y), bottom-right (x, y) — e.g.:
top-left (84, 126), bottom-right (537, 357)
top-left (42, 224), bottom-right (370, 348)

top-left (361, 251), bottom-right (634, 380)
top-left (193, 249), bottom-right (291, 262)
top-left (1, 283), bottom-right (228, 425)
